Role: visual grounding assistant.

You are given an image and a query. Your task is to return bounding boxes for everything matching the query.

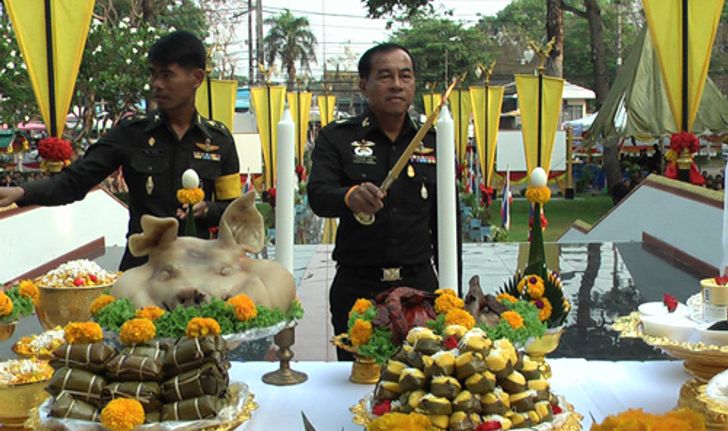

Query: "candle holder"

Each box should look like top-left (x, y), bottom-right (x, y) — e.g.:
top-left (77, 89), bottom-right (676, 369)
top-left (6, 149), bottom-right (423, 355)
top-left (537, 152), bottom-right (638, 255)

top-left (262, 325), bottom-right (308, 386)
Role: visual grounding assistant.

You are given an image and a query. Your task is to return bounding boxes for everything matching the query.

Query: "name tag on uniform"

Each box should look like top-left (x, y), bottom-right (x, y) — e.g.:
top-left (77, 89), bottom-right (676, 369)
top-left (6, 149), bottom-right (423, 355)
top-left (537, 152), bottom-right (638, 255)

top-left (193, 151), bottom-right (221, 162)
top-left (410, 154), bottom-right (436, 164)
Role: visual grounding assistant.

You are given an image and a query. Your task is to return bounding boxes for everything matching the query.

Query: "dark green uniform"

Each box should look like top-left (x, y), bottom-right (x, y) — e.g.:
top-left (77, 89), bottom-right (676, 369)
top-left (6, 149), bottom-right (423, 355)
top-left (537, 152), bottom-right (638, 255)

top-left (19, 111), bottom-right (240, 270)
top-left (308, 109), bottom-right (446, 360)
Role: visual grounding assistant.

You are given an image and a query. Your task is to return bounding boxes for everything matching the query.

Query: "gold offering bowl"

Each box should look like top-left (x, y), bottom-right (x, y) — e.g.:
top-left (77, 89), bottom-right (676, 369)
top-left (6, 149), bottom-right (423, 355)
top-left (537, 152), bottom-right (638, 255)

top-left (332, 334), bottom-right (382, 384)
top-left (678, 380), bottom-right (728, 431)
top-left (525, 326), bottom-right (565, 380)
top-left (36, 284), bottom-right (110, 330)
top-left (0, 321), bottom-right (17, 341)
top-left (0, 380), bottom-right (50, 428)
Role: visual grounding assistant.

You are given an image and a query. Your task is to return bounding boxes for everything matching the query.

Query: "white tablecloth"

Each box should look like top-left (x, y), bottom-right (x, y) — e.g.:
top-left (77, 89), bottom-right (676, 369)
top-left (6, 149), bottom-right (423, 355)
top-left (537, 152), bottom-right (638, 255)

top-left (230, 359), bottom-right (691, 430)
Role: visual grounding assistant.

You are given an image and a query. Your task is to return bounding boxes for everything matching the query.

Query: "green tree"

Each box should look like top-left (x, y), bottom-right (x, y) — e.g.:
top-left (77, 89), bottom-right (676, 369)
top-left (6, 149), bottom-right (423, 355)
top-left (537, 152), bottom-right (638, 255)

top-left (0, 20), bottom-right (38, 126)
top-left (263, 10), bottom-right (317, 89)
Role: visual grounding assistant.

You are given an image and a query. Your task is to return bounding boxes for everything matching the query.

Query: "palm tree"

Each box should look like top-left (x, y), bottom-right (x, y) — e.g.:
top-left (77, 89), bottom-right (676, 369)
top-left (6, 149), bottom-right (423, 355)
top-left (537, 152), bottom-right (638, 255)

top-left (263, 10), bottom-right (317, 89)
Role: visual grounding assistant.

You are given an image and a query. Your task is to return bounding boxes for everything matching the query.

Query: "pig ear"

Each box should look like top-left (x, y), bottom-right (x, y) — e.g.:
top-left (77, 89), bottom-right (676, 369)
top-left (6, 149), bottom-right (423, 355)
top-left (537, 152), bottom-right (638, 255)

top-left (218, 191), bottom-right (264, 253)
top-left (128, 215), bottom-right (179, 257)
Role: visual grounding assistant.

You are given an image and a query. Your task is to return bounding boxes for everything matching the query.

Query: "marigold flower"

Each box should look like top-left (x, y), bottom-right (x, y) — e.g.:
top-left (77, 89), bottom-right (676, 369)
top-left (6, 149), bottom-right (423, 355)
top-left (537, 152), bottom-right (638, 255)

top-left (350, 318), bottom-right (372, 347)
top-left (136, 305), bottom-right (165, 321)
top-left (527, 282), bottom-right (545, 299)
top-left (435, 292), bottom-right (464, 314)
top-left (186, 317), bottom-right (221, 338)
top-left (445, 308), bottom-right (475, 330)
top-left (502, 311), bottom-right (524, 329)
top-left (227, 294), bottom-right (258, 321)
top-left (0, 291), bottom-right (13, 317)
top-left (349, 298), bottom-right (373, 317)
top-left (525, 186), bottom-right (551, 205)
top-left (119, 318), bottom-right (156, 345)
top-left (517, 275), bottom-right (544, 296)
top-left (367, 412), bottom-right (431, 431)
top-left (497, 293), bottom-right (518, 304)
top-left (591, 408), bottom-right (704, 431)
top-left (176, 187), bottom-right (205, 205)
top-left (101, 398), bottom-right (145, 431)
top-left (90, 294), bottom-right (116, 316)
top-left (434, 288), bottom-right (457, 297)
top-left (18, 280), bottom-right (39, 306)
top-left (64, 321), bottom-right (103, 344)
top-left (532, 298), bottom-right (553, 321)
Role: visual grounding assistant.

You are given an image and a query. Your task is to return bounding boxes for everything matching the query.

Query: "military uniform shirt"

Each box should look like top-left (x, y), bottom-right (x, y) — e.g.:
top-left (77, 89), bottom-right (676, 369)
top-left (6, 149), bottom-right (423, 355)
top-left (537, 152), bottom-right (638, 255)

top-left (308, 110), bottom-right (440, 267)
top-left (19, 110), bottom-right (241, 270)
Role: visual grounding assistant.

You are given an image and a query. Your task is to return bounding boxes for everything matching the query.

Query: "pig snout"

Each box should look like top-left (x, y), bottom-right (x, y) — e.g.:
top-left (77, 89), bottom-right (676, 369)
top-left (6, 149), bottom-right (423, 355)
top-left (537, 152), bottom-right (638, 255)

top-left (173, 288), bottom-right (207, 307)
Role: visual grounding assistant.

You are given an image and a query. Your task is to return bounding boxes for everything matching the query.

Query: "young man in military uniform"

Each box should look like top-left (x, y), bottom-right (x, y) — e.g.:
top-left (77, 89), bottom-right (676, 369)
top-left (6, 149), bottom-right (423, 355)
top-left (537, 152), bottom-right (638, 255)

top-left (308, 43), bottom-right (457, 360)
top-left (0, 31), bottom-right (241, 271)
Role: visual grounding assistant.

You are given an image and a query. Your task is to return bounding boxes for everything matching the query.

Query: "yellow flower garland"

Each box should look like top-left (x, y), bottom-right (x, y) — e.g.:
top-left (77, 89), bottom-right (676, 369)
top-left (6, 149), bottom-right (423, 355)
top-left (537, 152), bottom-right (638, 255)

top-left (227, 294), bottom-right (258, 321)
top-left (502, 311), bottom-right (525, 329)
top-left (186, 317), bottom-right (221, 338)
top-left (349, 298), bottom-right (374, 316)
top-left (136, 306), bottom-right (165, 321)
top-left (532, 298), bottom-right (553, 321)
top-left (367, 412), bottom-right (432, 431)
top-left (497, 293), bottom-right (518, 304)
top-left (444, 308), bottom-right (476, 330)
top-left (64, 321), bottom-right (103, 344)
top-left (101, 398), bottom-right (145, 431)
top-left (434, 288), bottom-right (456, 297)
top-left (177, 188), bottom-right (205, 205)
top-left (435, 292), bottom-right (464, 314)
top-left (591, 408), bottom-right (704, 431)
top-left (525, 186), bottom-right (551, 205)
top-left (517, 275), bottom-right (545, 296)
top-left (119, 318), bottom-right (156, 345)
top-left (350, 319), bottom-right (373, 347)
top-left (18, 280), bottom-right (39, 306)
top-left (0, 291), bottom-right (13, 317)
top-left (527, 282), bottom-right (545, 299)
top-left (90, 294), bottom-right (116, 316)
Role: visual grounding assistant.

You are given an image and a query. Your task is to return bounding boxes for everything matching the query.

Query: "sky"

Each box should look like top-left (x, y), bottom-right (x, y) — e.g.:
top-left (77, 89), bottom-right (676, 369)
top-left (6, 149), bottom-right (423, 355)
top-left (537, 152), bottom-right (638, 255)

top-left (229, 0), bottom-right (514, 79)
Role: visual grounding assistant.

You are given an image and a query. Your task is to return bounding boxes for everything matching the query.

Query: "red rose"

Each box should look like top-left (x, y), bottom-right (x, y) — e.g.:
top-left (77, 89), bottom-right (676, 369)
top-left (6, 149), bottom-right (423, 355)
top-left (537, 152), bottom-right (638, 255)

top-left (443, 335), bottom-right (458, 350)
top-left (295, 165), bottom-right (307, 182)
top-left (663, 294), bottom-right (678, 313)
top-left (372, 400), bottom-right (391, 416)
top-left (715, 276), bottom-right (728, 286)
top-left (552, 405), bottom-right (563, 414)
top-left (476, 421), bottom-right (503, 431)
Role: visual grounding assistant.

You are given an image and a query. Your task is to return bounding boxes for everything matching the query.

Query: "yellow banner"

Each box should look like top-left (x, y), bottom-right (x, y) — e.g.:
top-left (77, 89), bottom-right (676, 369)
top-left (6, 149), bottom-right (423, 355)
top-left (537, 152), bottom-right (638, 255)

top-left (6, 0), bottom-right (94, 137)
top-left (195, 78), bottom-right (237, 131)
top-left (515, 74), bottom-right (564, 177)
top-left (643, 0), bottom-right (724, 131)
top-left (287, 91), bottom-right (312, 166)
top-left (470, 85), bottom-right (505, 187)
top-left (450, 89), bottom-right (472, 163)
top-left (317, 94), bottom-right (336, 127)
top-left (422, 93), bottom-right (442, 118)
top-left (251, 85), bottom-right (286, 189)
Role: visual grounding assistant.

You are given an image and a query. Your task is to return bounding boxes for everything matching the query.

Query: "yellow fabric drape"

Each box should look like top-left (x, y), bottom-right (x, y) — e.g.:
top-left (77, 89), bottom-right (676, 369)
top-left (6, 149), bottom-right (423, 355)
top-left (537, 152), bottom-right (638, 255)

top-left (251, 85), bottom-right (286, 189)
top-left (321, 218), bottom-right (337, 244)
top-left (317, 94), bottom-right (336, 127)
top-left (515, 74), bottom-right (564, 177)
top-left (287, 91), bottom-right (312, 166)
top-left (195, 78), bottom-right (237, 131)
top-left (643, 0), bottom-right (724, 132)
top-left (470, 85), bottom-right (504, 187)
top-left (450, 89), bottom-right (472, 164)
top-left (422, 93), bottom-right (442, 118)
top-left (6, 0), bottom-right (94, 137)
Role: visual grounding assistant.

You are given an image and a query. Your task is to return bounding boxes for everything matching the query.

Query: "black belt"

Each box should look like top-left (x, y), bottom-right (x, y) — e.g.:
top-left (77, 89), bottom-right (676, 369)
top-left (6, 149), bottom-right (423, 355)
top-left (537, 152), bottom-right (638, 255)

top-left (338, 262), bottom-right (432, 282)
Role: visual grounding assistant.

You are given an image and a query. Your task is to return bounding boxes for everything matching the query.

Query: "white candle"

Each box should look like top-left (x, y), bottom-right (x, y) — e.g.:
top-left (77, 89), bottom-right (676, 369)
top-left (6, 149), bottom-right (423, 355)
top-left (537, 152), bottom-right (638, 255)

top-left (722, 162), bottom-right (728, 276)
top-left (436, 105), bottom-right (458, 292)
top-left (275, 108), bottom-right (295, 273)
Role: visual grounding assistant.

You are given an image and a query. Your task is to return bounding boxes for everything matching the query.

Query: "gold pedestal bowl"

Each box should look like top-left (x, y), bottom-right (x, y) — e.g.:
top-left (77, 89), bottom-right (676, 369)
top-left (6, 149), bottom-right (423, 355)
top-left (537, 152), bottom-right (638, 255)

top-left (332, 334), bottom-right (382, 384)
top-left (0, 380), bottom-right (50, 428)
top-left (0, 321), bottom-right (17, 341)
top-left (36, 284), bottom-right (110, 330)
top-left (525, 326), bottom-right (565, 380)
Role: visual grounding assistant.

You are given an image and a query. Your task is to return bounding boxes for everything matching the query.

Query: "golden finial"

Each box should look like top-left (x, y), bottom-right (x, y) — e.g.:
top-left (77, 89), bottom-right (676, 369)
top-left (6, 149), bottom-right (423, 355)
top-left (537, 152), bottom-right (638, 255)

top-left (475, 61), bottom-right (496, 84)
top-left (425, 81), bottom-right (440, 93)
top-left (258, 63), bottom-right (277, 84)
top-left (528, 37), bottom-right (555, 74)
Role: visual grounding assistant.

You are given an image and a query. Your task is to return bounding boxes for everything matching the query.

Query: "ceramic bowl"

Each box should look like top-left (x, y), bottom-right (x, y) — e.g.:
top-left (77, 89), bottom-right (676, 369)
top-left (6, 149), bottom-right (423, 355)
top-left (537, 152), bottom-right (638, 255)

top-left (697, 323), bottom-right (728, 347)
top-left (638, 301), bottom-right (690, 318)
top-left (640, 314), bottom-right (697, 342)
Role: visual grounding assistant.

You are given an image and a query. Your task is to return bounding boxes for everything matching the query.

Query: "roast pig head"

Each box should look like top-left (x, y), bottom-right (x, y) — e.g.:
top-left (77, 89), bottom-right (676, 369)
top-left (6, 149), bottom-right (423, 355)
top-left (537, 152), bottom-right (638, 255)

top-left (111, 192), bottom-right (296, 313)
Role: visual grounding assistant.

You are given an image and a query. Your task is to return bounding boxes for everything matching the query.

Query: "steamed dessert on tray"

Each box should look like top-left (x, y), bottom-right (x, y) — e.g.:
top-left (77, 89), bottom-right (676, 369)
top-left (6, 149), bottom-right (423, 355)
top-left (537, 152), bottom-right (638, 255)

top-left (37, 259), bottom-right (117, 288)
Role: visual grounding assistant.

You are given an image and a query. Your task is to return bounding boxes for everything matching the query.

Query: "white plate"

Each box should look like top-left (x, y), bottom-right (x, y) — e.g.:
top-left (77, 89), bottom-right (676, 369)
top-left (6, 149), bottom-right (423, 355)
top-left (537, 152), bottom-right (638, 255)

top-left (640, 314), bottom-right (697, 342)
top-left (638, 301), bottom-right (690, 318)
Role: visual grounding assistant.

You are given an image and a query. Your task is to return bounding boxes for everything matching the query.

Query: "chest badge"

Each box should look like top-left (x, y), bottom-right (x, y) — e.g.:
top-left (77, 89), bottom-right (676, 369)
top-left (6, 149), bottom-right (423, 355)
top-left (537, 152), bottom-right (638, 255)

top-left (407, 164), bottom-right (415, 178)
top-left (148, 137), bottom-right (155, 147)
top-left (413, 142), bottom-right (434, 155)
top-left (195, 139), bottom-right (220, 153)
top-left (351, 140), bottom-right (376, 165)
top-left (420, 183), bottom-right (428, 200)
top-left (146, 176), bottom-right (154, 195)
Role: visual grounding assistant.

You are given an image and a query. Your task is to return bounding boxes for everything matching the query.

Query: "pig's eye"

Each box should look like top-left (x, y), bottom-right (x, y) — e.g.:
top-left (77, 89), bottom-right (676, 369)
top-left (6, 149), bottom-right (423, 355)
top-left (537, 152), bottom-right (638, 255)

top-left (220, 266), bottom-right (232, 276)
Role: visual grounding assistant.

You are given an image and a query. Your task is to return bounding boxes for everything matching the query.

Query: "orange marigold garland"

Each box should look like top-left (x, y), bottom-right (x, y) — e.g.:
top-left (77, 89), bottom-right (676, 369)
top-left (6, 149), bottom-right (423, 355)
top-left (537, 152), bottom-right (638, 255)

top-left (186, 317), bottom-right (221, 338)
top-left (136, 306), bottom-right (165, 321)
top-left (18, 280), bottom-right (39, 306)
top-left (64, 321), bottom-right (103, 344)
top-left (501, 311), bottom-right (524, 329)
top-left (227, 294), bottom-right (258, 321)
top-left (435, 291), bottom-right (465, 314)
top-left (0, 291), bottom-right (13, 317)
top-left (350, 318), bottom-right (373, 347)
top-left (591, 408), bottom-right (704, 431)
top-left (532, 298), bottom-right (553, 322)
top-left (497, 293), bottom-right (518, 304)
top-left (119, 318), bottom-right (156, 345)
top-left (176, 188), bottom-right (205, 205)
top-left (90, 294), bottom-right (116, 316)
top-left (517, 275), bottom-right (544, 296)
top-left (367, 412), bottom-right (432, 431)
top-left (349, 298), bottom-right (374, 316)
top-left (100, 398), bottom-right (145, 431)
top-left (445, 308), bottom-right (476, 329)
top-left (525, 186), bottom-right (551, 205)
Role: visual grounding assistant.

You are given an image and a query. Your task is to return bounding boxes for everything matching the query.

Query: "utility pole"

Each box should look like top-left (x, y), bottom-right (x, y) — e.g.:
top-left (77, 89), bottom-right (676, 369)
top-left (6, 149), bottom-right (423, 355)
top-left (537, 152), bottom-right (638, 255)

top-left (256, 0), bottom-right (263, 84)
top-left (248, 0), bottom-right (253, 84)
top-left (616, 0), bottom-right (623, 67)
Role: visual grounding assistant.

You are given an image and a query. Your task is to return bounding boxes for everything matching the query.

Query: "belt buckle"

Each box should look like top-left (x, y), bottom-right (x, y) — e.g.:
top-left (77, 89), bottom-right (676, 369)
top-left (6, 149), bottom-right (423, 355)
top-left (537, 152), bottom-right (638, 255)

top-left (381, 267), bottom-right (402, 282)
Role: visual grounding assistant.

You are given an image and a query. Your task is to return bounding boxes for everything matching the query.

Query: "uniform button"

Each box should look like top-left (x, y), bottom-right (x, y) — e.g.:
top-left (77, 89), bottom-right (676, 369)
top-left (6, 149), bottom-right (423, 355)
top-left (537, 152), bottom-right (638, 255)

top-left (361, 173), bottom-right (367, 178)
top-left (392, 207), bottom-right (398, 214)
top-left (148, 167), bottom-right (152, 171)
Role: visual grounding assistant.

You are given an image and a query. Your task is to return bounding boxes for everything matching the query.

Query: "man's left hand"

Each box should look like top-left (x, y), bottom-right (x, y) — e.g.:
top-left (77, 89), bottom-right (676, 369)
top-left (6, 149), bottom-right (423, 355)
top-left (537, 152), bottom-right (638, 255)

top-left (176, 201), bottom-right (209, 219)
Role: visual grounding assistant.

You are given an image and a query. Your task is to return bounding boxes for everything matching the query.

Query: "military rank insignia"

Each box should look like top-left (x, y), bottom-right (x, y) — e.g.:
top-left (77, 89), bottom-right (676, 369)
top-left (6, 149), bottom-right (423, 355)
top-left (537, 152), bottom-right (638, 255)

top-left (351, 140), bottom-right (376, 165)
top-left (193, 151), bottom-right (221, 162)
top-left (195, 139), bottom-right (220, 153)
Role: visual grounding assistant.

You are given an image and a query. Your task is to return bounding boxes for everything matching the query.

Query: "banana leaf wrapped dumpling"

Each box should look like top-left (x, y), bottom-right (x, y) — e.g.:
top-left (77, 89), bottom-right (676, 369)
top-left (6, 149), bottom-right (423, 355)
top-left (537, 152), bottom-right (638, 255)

top-left (161, 362), bottom-right (229, 402)
top-left (164, 336), bottom-right (229, 376)
top-left (160, 395), bottom-right (222, 421)
top-left (121, 341), bottom-right (170, 361)
top-left (50, 392), bottom-right (99, 421)
top-left (50, 342), bottom-right (117, 373)
top-left (47, 367), bottom-right (107, 406)
top-left (106, 354), bottom-right (164, 382)
top-left (103, 381), bottom-right (162, 413)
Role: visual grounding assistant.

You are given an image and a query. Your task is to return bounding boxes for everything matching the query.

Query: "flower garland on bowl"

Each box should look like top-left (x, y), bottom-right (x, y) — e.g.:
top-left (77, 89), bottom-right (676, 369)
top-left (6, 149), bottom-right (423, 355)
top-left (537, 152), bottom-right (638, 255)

top-left (591, 408), bottom-right (704, 431)
top-left (485, 295), bottom-right (547, 346)
top-left (498, 271), bottom-right (570, 329)
top-left (64, 321), bottom-right (104, 344)
top-left (0, 280), bottom-right (38, 323)
top-left (664, 131), bottom-right (705, 185)
top-left (37, 137), bottom-right (73, 162)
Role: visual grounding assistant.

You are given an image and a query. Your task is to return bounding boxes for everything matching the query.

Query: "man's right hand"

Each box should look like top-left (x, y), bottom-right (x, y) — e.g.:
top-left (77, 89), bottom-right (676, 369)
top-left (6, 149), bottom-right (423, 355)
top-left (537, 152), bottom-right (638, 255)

top-left (347, 182), bottom-right (385, 215)
top-left (0, 187), bottom-right (24, 207)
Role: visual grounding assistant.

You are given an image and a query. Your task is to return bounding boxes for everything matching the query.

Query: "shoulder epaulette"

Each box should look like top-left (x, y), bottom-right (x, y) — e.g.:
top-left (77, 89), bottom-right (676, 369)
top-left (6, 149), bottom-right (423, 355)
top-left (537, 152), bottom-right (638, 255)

top-left (205, 119), bottom-right (231, 134)
top-left (332, 117), bottom-right (358, 127)
top-left (120, 113), bottom-right (148, 126)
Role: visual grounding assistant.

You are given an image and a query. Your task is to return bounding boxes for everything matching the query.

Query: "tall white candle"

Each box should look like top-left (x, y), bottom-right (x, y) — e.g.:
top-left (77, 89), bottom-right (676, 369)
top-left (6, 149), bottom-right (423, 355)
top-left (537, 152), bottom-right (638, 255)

top-left (436, 105), bottom-right (458, 292)
top-left (722, 162), bottom-right (728, 276)
top-left (275, 108), bottom-right (295, 273)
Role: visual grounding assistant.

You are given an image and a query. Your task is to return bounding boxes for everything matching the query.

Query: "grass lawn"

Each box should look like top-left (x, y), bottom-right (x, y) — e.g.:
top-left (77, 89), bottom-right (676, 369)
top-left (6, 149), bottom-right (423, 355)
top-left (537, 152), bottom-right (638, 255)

top-left (490, 192), bottom-right (614, 242)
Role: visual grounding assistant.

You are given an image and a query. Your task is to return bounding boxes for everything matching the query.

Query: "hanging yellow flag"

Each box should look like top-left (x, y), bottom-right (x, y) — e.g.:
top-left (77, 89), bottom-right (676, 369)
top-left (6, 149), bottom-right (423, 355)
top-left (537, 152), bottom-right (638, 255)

top-left (251, 85), bottom-right (286, 189)
top-left (195, 78), bottom-right (237, 131)
top-left (287, 91), bottom-right (313, 166)
top-left (317, 94), bottom-right (336, 127)
top-left (422, 93), bottom-right (442, 118)
top-left (515, 74), bottom-right (564, 178)
top-left (470, 85), bottom-right (505, 187)
top-left (643, 0), bottom-right (724, 132)
top-left (6, 0), bottom-right (94, 137)
top-left (450, 89), bottom-right (472, 164)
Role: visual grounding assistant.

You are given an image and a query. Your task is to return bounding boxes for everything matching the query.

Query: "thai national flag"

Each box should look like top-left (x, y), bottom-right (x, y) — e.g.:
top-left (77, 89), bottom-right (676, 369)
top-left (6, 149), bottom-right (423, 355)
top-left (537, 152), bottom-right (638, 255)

top-left (242, 171), bottom-right (252, 194)
top-left (501, 167), bottom-right (511, 230)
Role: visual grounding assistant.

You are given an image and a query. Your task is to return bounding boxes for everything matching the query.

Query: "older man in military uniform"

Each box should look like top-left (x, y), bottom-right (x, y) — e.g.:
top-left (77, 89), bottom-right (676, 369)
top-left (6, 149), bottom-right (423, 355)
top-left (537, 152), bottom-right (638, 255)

top-left (309, 43), bottom-right (453, 360)
top-left (0, 31), bottom-right (241, 271)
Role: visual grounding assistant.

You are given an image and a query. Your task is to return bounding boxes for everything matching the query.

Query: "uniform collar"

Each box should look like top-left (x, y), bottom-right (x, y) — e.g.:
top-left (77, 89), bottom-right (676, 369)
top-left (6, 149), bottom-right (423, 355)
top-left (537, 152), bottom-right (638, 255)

top-left (144, 109), bottom-right (213, 140)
